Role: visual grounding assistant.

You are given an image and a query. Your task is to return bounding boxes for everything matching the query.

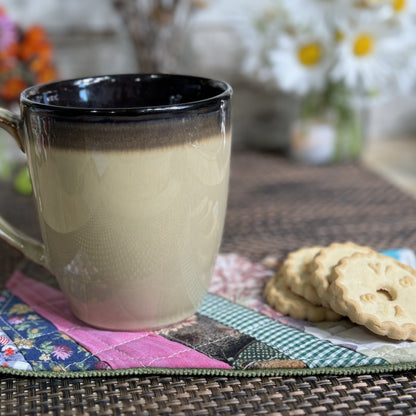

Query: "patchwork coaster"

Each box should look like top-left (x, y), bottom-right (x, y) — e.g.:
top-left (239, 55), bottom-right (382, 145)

top-left (1, 252), bottom-right (416, 376)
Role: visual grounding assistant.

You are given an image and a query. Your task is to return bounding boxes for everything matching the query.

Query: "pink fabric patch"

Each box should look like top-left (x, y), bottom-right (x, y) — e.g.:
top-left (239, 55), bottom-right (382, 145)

top-left (7, 271), bottom-right (231, 370)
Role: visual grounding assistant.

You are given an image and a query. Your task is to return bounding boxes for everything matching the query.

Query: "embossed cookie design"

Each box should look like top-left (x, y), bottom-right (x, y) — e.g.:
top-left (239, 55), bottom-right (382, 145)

top-left (309, 242), bottom-right (375, 307)
top-left (327, 252), bottom-right (416, 341)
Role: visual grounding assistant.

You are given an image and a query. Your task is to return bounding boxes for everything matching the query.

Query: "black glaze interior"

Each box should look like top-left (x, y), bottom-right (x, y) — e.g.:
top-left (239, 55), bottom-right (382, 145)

top-left (21, 74), bottom-right (231, 114)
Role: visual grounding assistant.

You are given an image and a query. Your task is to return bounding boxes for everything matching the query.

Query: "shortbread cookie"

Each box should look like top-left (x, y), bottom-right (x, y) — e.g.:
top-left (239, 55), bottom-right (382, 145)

top-left (309, 242), bottom-right (375, 307)
top-left (327, 252), bottom-right (416, 341)
top-left (281, 246), bottom-right (323, 305)
top-left (264, 272), bottom-right (341, 322)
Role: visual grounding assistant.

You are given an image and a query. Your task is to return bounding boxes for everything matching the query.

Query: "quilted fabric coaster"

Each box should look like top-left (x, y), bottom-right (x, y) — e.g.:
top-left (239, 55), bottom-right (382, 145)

top-left (1, 251), bottom-right (416, 376)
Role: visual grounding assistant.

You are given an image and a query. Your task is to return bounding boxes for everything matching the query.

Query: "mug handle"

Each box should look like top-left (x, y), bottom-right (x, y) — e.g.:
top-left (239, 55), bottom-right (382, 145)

top-left (0, 108), bottom-right (46, 267)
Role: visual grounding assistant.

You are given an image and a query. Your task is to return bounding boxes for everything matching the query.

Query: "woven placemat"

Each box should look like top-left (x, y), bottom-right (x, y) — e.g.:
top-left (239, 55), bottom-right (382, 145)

top-left (222, 152), bottom-right (416, 260)
top-left (1, 151), bottom-right (416, 415)
top-left (2, 373), bottom-right (416, 415)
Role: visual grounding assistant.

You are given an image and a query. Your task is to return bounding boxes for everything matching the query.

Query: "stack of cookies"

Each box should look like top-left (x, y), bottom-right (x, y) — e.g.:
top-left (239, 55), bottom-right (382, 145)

top-left (264, 242), bottom-right (416, 341)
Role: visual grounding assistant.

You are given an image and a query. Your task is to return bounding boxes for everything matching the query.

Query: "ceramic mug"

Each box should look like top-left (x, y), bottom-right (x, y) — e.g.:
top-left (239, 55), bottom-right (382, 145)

top-left (0, 74), bottom-right (232, 330)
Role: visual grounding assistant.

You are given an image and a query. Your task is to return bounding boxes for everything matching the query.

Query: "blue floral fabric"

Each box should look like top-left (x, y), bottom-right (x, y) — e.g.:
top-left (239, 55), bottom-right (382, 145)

top-left (0, 325), bottom-right (31, 370)
top-left (0, 289), bottom-right (105, 372)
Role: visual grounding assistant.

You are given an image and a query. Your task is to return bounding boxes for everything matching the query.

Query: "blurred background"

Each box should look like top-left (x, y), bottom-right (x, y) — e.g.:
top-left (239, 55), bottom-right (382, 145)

top-left (0, 0), bottom-right (416, 194)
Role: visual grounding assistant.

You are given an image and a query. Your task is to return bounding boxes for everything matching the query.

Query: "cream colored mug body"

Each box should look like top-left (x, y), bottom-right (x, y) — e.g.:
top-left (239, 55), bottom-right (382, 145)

top-left (0, 74), bottom-right (232, 330)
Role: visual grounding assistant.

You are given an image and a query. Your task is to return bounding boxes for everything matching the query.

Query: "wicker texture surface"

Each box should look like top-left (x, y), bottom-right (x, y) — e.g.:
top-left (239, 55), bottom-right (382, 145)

top-left (2, 373), bottom-right (416, 415)
top-left (1, 151), bottom-right (416, 415)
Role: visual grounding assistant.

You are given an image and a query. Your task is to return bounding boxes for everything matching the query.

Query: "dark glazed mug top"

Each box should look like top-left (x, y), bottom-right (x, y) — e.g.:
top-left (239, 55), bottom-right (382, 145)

top-left (20, 74), bottom-right (232, 151)
top-left (20, 73), bottom-right (232, 117)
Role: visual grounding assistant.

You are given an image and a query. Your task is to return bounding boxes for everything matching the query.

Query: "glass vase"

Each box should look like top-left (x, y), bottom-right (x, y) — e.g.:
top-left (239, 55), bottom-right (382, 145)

top-left (289, 86), bottom-right (367, 164)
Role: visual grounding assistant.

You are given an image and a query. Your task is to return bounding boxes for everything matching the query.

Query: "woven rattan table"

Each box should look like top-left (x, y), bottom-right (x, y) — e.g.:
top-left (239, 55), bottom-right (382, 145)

top-left (1, 150), bottom-right (416, 415)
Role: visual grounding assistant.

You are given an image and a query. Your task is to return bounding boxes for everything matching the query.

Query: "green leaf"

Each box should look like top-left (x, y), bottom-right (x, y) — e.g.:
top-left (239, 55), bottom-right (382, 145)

top-left (13, 166), bottom-right (32, 195)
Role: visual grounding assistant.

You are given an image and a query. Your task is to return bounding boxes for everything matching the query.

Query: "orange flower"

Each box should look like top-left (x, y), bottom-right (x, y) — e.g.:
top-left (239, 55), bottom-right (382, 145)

top-left (23, 25), bottom-right (48, 46)
top-left (28, 44), bottom-right (53, 73)
top-left (0, 77), bottom-right (28, 101)
top-left (19, 25), bottom-right (50, 62)
top-left (0, 48), bottom-right (17, 72)
top-left (0, 11), bottom-right (58, 105)
top-left (36, 65), bottom-right (57, 83)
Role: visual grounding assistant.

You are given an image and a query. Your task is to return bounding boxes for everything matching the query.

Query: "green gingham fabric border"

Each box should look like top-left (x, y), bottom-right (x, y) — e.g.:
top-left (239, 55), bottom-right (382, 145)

top-left (199, 294), bottom-right (388, 368)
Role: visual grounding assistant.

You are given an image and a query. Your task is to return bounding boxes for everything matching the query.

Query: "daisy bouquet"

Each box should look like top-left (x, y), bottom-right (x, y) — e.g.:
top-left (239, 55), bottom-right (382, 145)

top-left (239, 0), bottom-right (416, 162)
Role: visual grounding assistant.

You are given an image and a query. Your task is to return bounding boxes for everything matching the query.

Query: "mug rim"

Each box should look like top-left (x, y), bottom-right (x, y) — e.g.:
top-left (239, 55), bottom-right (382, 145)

top-left (20, 73), bottom-right (232, 116)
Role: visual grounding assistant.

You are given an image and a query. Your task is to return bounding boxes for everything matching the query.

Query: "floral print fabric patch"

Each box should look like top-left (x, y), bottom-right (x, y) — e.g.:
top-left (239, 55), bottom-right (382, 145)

top-left (0, 325), bottom-right (31, 371)
top-left (0, 289), bottom-right (105, 372)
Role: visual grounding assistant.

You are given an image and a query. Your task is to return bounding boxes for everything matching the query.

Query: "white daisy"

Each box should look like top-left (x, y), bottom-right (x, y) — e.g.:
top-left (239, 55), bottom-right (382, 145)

top-left (281, 0), bottom-right (355, 35)
top-left (236, 3), bottom-right (287, 83)
top-left (384, 0), bottom-right (416, 26)
top-left (354, 0), bottom-right (416, 26)
top-left (269, 32), bottom-right (333, 95)
top-left (330, 15), bottom-right (400, 96)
